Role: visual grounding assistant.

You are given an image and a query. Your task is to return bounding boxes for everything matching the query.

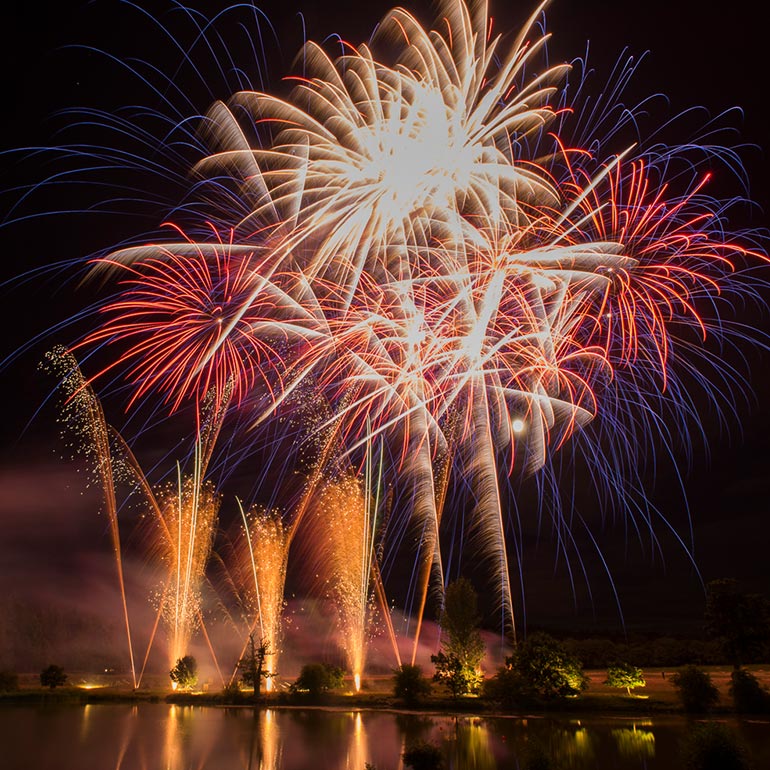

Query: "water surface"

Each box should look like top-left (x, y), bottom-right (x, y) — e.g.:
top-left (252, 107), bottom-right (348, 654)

top-left (2, 704), bottom-right (769, 769)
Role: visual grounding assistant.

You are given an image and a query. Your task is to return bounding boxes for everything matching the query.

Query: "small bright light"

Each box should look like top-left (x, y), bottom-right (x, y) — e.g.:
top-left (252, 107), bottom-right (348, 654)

top-left (171, 681), bottom-right (178, 691)
top-left (512, 419), bottom-right (525, 434)
top-left (354, 673), bottom-right (361, 692)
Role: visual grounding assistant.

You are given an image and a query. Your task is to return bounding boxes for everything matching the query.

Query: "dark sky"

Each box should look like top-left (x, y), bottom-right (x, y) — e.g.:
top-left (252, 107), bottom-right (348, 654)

top-left (1, 0), bottom-right (770, 659)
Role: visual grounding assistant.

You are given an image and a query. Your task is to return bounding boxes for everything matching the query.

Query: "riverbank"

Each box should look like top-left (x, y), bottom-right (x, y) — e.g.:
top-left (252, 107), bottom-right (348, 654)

top-left (2, 666), bottom-right (769, 717)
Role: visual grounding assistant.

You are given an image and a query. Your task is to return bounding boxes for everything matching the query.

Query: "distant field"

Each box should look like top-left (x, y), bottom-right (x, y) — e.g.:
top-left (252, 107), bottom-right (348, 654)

top-left (583, 666), bottom-right (770, 705)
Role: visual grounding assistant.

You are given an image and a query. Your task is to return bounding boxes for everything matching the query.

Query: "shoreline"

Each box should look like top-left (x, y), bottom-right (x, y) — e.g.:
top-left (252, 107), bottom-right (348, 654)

top-left (2, 688), bottom-right (768, 720)
top-left (3, 665), bottom-right (768, 718)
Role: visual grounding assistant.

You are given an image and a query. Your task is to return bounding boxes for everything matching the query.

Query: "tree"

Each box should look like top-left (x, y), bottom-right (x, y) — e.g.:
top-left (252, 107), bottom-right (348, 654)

top-left (237, 634), bottom-right (273, 697)
top-left (169, 655), bottom-right (198, 690)
top-left (729, 668), bottom-right (770, 714)
top-left (290, 662), bottom-right (344, 699)
top-left (40, 664), bottom-right (67, 689)
top-left (431, 651), bottom-right (482, 698)
top-left (605, 662), bottom-right (646, 696)
top-left (671, 666), bottom-right (719, 713)
top-left (431, 578), bottom-right (484, 697)
top-left (705, 579), bottom-right (770, 668)
top-left (393, 664), bottom-right (432, 705)
top-left (503, 633), bottom-right (587, 700)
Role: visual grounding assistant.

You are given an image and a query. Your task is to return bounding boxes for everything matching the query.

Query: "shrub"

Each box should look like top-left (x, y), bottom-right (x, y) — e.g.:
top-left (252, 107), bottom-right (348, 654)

top-left (605, 662), bottom-right (646, 696)
top-left (681, 722), bottom-right (753, 770)
top-left (0, 671), bottom-right (19, 693)
top-left (403, 742), bottom-right (444, 770)
top-left (393, 664), bottom-right (432, 705)
top-left (504, 633), bottom-right (587, 700)
top-left (671, 666), bottom-right (719, 713)
top-left (483, 666), bottom-right (530, 708)
top-left (169, 655), bottom-right (198, 690)
top-left (290, 662), bottom-right (344, 699)
top-left (730, 669), bottom-right (770, 714)
top-left (40, 665), bottom-right (67, 689)
top-left (221, 680), bottom-right (245, 703)
top-left (431, 651), bottom-right (482, 698)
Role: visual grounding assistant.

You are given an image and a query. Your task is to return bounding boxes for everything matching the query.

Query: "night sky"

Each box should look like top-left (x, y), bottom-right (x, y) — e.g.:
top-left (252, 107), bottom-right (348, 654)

top-left (2, 0), bottom-right (770, 667)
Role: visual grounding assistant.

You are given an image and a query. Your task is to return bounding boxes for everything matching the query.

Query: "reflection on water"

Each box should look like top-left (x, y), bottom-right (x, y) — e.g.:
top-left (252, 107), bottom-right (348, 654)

top-left (613, 724), bottom-right (655, 759)
top-left (1, 704), bottom-right (769, 770)
top-left (448, 717), bottom-right (496, 770)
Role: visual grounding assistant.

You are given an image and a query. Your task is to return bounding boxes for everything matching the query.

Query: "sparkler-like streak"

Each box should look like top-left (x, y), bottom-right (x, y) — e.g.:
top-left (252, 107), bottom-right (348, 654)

top-left (231, 502), bottom-right (290, 690)
top-left (75, 0), bottom-right (765, 670)
top-left (308, 472), bottom-right (381, 691)
top-left (48, 346), bottom-right (232, 683)
top-left (154, 468), bottom-right (220, 668)
top-left (44, 346), bottom-right (138, 688)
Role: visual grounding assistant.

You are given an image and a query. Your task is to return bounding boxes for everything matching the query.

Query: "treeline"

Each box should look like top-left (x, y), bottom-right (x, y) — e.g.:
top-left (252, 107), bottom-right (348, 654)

top-left (559, 635), bottom-right (726, 668)
top-left (545, 577), bottom-right (770, 669)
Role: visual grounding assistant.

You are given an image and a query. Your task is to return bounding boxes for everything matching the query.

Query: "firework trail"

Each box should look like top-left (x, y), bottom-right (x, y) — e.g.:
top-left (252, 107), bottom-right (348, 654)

top-left (307, 468), bottom-right (382, 690)
top-left (153, 469), bottom-right (220, 669)
top-left (75, 0), bottom-right (766, 654)
top-left (44, 346), bottom-right (138, 687)
top-left (47, 345), bottom-right (232, 682)
top-left (229, 502), bottom-right (291, 690)
top-left (136, 388), bottom-right (229, 676)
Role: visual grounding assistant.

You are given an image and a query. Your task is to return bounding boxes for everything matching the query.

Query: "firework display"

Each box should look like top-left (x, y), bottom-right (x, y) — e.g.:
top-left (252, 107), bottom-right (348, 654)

top-left (154, 473), bottom-right (220, 669)
top-left (230, 504), bottom-right (291, 690)
top-left (308, 472), bottom-right (380, 691)
top-left (46, 0), bottom-right (765, 682)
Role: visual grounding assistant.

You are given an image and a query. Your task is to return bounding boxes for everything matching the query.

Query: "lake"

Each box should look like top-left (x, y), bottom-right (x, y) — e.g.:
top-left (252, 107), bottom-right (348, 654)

top-left (2, 704), bottom-right (769, 769)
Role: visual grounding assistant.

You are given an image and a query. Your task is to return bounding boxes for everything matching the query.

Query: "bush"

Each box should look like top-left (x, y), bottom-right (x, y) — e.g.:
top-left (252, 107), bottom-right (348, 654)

top-left (605, 662), bottom-right (646, 696)
top-left (290, 662), bottom-right (344, 699)
top-left (431, 651), bottom-right (482, 698)
top-left (671, 666), bottom-right (719, 713)
top-left (220, 680), bottom-right (245, 703)
top-left (681, 722), bottom-right (753, 770)
top-left (403, 742), bottom-right (444, 770)
top-left (504, 633), bottom-right (587, 700)
top-left (40, 665), bottom-right (67, 689)
top-left (393, 664), bottom-right (432, 705)
top-left (169, 655), bottom-right (198, 690)
top-left (0, 671), bottom-right (19, 693)
top-left (483, 666), bottom-right (530, 708)
top-left (730, 669), bottom-right (770, 714)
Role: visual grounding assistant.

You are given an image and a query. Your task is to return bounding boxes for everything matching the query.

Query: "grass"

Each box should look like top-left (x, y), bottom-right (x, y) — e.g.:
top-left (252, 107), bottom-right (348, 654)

top-left (2, 666), bottom-right (768, 715)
